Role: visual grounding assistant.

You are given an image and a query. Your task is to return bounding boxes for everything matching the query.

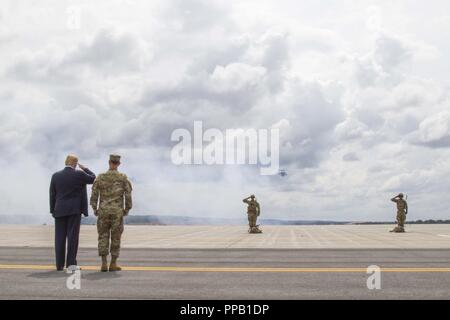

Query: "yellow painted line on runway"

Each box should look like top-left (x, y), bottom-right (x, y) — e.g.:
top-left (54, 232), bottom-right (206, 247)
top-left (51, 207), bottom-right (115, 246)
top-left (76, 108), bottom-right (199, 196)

top-left (1, 264), bottom-right (450, 273)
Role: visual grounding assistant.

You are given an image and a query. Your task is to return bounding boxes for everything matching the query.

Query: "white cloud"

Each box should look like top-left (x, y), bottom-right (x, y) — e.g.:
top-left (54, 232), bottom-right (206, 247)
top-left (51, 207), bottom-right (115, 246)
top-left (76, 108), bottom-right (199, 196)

top-left (63, 28), bottom-right (153, 73)
top-left (416, 109), bottom-right (450, 147)
top-left (210, 63), bottom-right (267, 92)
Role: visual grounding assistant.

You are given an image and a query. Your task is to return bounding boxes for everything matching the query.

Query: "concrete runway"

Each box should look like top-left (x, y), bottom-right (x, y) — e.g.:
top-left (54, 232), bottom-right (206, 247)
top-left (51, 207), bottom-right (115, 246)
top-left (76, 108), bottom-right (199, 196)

top-left (1, 247), bottom-right (450, 300)
top-left (1, 225), bottom-right (449, 299)
top-left (1, 224), bottom-right (450, 249)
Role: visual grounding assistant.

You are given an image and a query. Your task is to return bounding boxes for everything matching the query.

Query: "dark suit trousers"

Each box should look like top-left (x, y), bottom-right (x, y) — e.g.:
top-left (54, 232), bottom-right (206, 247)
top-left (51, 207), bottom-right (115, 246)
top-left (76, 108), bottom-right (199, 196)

top-left (54, 214), bottom-right (81, 269)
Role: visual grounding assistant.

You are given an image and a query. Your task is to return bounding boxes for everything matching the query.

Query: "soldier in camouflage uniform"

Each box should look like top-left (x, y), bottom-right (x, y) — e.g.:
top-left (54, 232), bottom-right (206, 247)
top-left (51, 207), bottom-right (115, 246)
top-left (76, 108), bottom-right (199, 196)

top-left (390, 193), bottom-right (408, 233)
top-left (90, 154), bottom-right (132, 272)
top-left (243, 195), bottom-right (262, 234)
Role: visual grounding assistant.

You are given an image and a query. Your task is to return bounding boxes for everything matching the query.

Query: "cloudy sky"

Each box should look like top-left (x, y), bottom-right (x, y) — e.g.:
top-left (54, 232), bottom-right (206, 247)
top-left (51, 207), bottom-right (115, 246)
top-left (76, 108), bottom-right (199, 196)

top-left (1, 0), bottom-right (450, 221)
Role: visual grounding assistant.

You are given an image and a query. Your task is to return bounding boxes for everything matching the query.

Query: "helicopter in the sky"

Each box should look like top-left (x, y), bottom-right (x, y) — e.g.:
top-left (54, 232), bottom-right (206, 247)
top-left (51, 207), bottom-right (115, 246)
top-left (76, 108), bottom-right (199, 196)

top-left (278, 169), bottom-right (287, 177)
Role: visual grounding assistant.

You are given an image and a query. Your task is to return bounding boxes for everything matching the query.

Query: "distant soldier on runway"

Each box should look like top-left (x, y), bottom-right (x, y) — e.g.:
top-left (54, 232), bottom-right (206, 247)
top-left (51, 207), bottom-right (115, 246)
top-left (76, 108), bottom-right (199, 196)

top-left (243, 195), bottom-right (262, 233)
top-left (390, 193), bottom-right (408, 233)
top-left (90, 154), bottom-right (133, 272)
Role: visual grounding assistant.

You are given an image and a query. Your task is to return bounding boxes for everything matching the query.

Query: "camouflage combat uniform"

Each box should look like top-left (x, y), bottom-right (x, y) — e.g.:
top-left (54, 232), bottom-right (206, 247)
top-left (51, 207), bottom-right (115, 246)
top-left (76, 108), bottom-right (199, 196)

top-left (395, 199), bottom-right (407, 229)
top-left (243, 196), bottom-right (262, 234)
top-left (391, 195), bottom-right (408, 233)
top-left (90, 169), bottom-right (132, 257)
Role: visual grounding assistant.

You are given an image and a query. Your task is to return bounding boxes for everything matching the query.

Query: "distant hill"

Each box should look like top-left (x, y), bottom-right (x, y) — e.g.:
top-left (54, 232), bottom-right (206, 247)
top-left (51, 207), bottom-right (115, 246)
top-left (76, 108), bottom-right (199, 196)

top-left (80, 215), bottom-right (354, 226)
top-left (0, 215), bottom-right (53, 225)
top-left (0, 214), bottom-right (351, 225)
top-left (0, 215), bottom-right (448, 225)
top-left (355, 219), bottom-right (450, 225)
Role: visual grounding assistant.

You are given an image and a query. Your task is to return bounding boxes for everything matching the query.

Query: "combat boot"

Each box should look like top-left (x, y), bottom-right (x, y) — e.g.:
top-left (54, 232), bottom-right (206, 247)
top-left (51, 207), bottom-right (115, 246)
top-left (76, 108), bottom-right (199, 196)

top-left (109, 255), bottom-right (122, 272)
top-left (101, 256), bottom-right (108, 272)
top-left (390, 226), bottom-right (405, 233)
top-left (249, 226), bottom-right (262, 234)
top-left (390, 226), bottom-right (399, 232)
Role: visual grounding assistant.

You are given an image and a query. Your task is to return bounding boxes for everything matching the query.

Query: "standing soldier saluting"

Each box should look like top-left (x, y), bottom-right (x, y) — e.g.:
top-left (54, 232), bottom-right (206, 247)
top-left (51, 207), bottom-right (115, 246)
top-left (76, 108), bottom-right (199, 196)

top-left (90, 154), bottom-right (133, 272)
top-left (390, 193), bottom-right (408, 233)
top-left (243, 195), bottom-right (262, 234)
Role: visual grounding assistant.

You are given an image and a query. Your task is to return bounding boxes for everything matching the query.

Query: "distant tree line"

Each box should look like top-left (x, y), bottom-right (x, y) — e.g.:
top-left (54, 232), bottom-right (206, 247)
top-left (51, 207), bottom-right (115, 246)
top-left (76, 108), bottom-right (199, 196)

top-left (357, 219), bottom-right (450, 225)
top-left (79, 215), bottom-right (450, 226)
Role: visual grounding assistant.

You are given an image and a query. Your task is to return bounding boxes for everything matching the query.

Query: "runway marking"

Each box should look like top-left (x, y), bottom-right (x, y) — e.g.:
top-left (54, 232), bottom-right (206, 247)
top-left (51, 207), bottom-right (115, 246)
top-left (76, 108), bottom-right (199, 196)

top-left (438, 234), bottom-right (450, 238)
top-left (1, 264), bottom-right (450, 273)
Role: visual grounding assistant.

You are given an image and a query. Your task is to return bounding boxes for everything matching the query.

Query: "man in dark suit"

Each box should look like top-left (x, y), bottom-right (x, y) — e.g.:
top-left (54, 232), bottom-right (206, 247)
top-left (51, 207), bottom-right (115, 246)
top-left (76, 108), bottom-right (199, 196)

top-left (49, 154), bottom-right (96, 271)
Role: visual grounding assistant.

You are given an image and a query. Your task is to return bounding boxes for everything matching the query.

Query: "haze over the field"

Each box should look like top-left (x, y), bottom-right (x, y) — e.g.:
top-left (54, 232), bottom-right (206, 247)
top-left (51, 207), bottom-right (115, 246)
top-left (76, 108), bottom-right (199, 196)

top-left (1, 0), bottom-right (450, 221)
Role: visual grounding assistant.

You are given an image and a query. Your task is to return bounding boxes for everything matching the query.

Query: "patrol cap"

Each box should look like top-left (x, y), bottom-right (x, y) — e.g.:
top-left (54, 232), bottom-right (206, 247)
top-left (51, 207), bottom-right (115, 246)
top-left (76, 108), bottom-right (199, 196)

top-left (398, 193), bottom-right (404, 198)
top-left (110, 154), bottom-right (121, 163)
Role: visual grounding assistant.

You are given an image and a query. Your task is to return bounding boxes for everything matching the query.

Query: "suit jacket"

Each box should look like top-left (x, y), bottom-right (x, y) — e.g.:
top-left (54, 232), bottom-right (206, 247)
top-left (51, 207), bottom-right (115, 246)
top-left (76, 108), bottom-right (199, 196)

top-left (50, 167), bottom-right (96, 218)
